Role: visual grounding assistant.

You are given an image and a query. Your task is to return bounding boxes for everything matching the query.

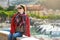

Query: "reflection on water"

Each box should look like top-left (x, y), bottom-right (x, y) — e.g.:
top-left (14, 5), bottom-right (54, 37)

top-left (30, 19), bottom-right (60, 38)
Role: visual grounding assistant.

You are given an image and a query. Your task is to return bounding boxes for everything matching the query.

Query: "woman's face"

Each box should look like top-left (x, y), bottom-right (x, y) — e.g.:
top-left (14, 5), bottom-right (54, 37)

top-left (17, 6), bottom-right (24, 14)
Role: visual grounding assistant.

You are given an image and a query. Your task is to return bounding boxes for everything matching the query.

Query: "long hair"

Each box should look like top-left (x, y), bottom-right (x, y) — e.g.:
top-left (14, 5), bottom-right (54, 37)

top-left (16, 5), bottom-right (26, 14)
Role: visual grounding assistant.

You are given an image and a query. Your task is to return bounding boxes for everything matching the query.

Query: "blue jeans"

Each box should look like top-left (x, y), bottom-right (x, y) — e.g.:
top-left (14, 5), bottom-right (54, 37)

top-left (8, 32), bottom-right (23, 40)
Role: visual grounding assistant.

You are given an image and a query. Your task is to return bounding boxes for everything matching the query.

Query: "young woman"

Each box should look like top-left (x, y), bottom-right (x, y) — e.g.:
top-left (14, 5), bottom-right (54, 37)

top-left (8, 5), bottom-right (30, 40)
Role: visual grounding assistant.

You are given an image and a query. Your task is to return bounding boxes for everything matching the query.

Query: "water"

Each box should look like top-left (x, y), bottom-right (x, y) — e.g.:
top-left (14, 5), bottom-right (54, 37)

top-left (30, 19), bottom-right (60, 38)
top-left (0, 19), bottom-right (60, 38)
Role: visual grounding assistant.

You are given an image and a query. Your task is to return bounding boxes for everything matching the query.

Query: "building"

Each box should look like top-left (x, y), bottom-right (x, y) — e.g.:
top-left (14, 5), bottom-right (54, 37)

top-left (0, 0), bottom-right (8, 8)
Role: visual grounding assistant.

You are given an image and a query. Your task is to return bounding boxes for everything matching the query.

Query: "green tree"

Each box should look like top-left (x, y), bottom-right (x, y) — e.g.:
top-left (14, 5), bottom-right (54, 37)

top-left (0, 6), bottom-right (4, 10)
top-left (6, 6), bottom-right (15, 11)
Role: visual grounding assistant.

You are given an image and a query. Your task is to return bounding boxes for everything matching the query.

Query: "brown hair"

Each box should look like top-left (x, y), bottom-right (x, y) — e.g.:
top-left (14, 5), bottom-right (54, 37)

top-left (16, 5), bottom-right (25, 12)
top-left (20, 5), bottom-right (25, 11)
